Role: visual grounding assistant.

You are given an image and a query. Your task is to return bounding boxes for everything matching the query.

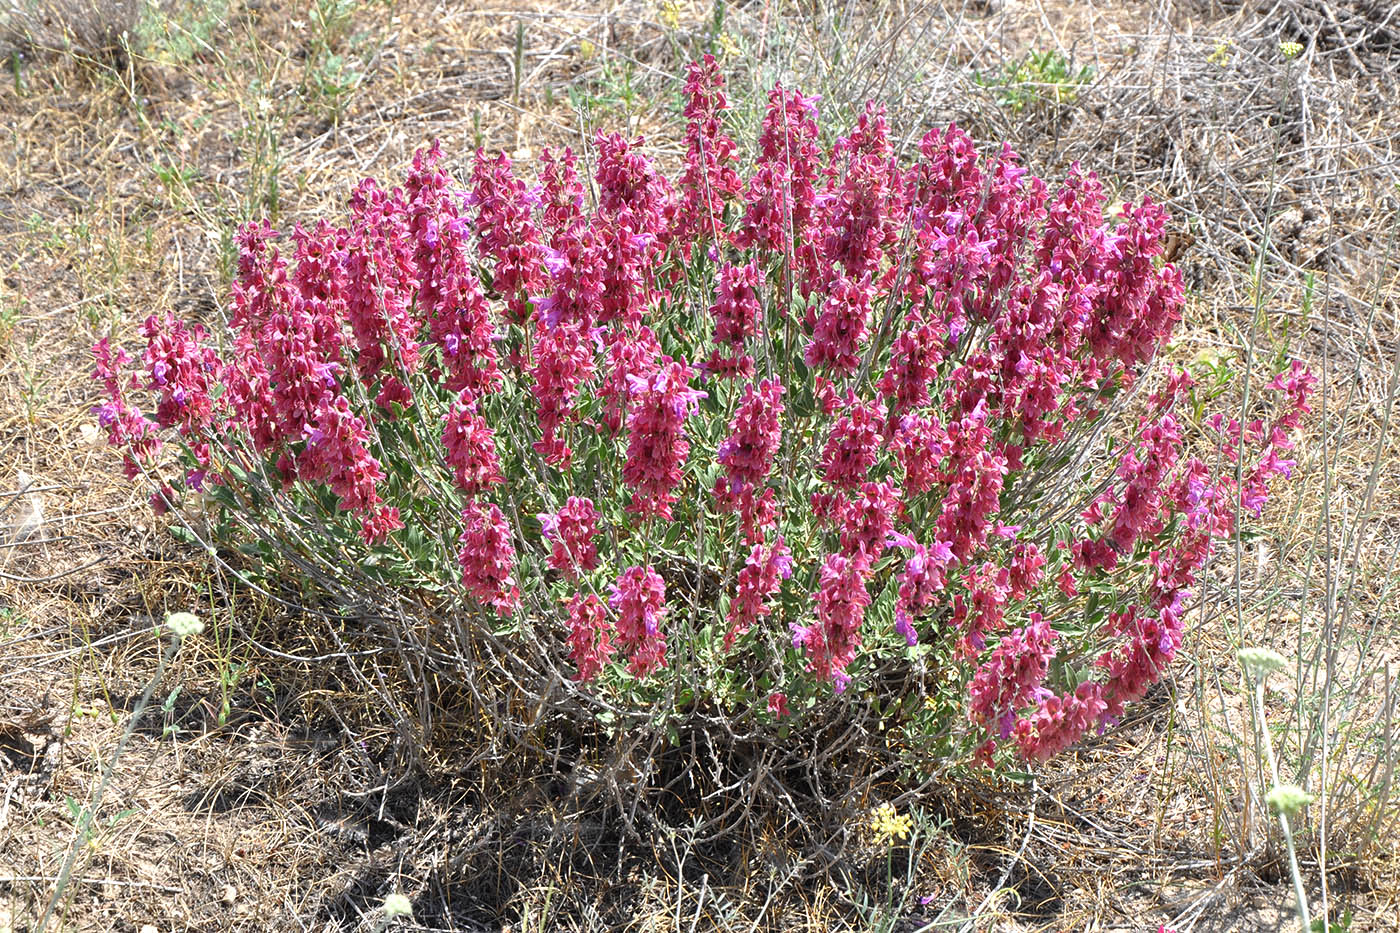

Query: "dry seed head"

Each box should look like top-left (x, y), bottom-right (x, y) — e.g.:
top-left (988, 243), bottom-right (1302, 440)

top-left (1266, 783), bottom-right (1314, 816)
top-left (165, 611), bottom-right (204, 640)
top-left (1238, 646), bottom-right (1288, 679)
top-left (382, 893), bottom-right (413, 918)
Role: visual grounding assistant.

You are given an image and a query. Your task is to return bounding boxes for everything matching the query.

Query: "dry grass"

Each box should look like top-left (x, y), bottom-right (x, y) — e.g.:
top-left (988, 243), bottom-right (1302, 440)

top-left (1, 0), bottom-right (1398, 930)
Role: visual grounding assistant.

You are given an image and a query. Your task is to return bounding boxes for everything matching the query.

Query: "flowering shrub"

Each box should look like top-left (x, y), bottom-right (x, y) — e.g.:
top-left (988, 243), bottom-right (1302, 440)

top-left (92, 56), bottom-right (1311, 774)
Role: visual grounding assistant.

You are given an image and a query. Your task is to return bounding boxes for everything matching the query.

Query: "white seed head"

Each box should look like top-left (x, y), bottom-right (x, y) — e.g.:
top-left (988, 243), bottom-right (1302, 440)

top-left (382, 893), bottom-right (413, 918)
top-left (1266, 783), bottom-right (1314, 816)
top-left (1238, 646), bottom-right (1288, 679)
top-left (165, 611), bottom-right (204, 640)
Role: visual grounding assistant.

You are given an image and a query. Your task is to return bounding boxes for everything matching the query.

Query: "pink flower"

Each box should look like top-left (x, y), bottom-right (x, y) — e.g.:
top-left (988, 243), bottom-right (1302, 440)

top-left (299, 395), bottom-right (401, 543)
top-left (539, 147), bottom-right (586, 245)
top-left (471, 149), bottom-right (546, 324)
top-left (610, 565), bottom-right (668, 677)
top-left (1096, 605), bottom-right (1182, 721)
top-left (425, 268), bottom-right (502, 398)
top-left (1007, 542), bottom-right (1046, 600)
top-left (804, 274), bottom-right (874, 376)
top-left (706, 262), bottom-right (763, 379)
top-left (767, 691), bottom-right (790, 718)
top-left (442, 390), bottom-right (503, 495)
top-left (792, 550), bottom-right (873, 691)
top-left (803, 105), bottom-right (901, 290)
top-left (893, 538), bottom-right (953, 646)
top-left (622, 357), bottom-right (705, 521)
top-left (566, 592), bottom-right (614, 682)
top-left (837, 481), bottom-right (901, 558)
top-left (92, 338), bottom-right (163, 478)
top-left (716, 378), bottom-right (784, 491)
top-left (820, 395), bottom-right (885, 491)
top-left (674, 54), bottom-right (742, 251)
top-left (895, 413), bottom-right (950, 496)
top-left (1013, 681), bottom-right (1108, 762)
top-left (734, 85), bottom-right (821, 255)
top-left (530, 320), bottom-right (596, 468)
top-left (878, 315), bottom-right (946, 417)
top-left (457, 501), bottom-right (520, 616)
top-left (595, 218), bottom-right (658, 330)
top-left (1086, 197), bottom-right (1185, 377)
top-left (140, 314), bottom-right (219, 433)
top-left (969, 612), bottom-right (1057, 740)
top-left (538, 496), bottom-right (600, 578)
top-left (341, 180), bottom-right (422, 409)
top-left (724, 536), bottom-right (793, 650)
top-left (406, 147), bottom-right (504, 396)
top-left (595, 131), bottom-right (675, 244)
top-left (599, 324), bottom-right (661, 434)
top-left (714, 482), bottom-right (780, 546)
top-left (951, 561), bottom-right (1012, 657)
top-left (933, 407), bottom-right (1007, 564)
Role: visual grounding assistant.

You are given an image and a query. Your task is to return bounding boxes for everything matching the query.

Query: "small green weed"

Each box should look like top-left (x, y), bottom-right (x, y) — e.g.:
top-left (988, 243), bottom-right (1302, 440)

top-left (300, 0), bottom-right (370, 125)
top-left (63, 795), bottom-right (138, 853)
top-left (975, 49), bottom-right (1093, 114)
top-left (569, 55), bottom-right (646, 131)
top-left (136, 0), bottom-right (229, 66)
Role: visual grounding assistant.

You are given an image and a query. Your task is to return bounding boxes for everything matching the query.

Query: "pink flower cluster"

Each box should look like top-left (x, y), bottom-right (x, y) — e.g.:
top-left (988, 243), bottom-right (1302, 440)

top-left (622, 358), bottom-right (705, 521)
top-left (724, 536), bottom-right (793, 652)
top-left (91, 63), bottom-right (1312, 767)
top-left (610, 565), bottom-right (669, 678)
top-left (714, 378), bottom-right (784, 542)
top-left (538, 496), bottom-right (600, 579)
top-left (567, 593), bottom-right (613, 683)
top-left (675, 54), bottom-right (742, 251)
top-left (706, 262), bottom-right (763, 378)
top-left (793, 551), bottom-right (874, 694)
top-left (442, 390), bottom-right (502, 495)
top-left (457, 501), bottom-right (519, 617)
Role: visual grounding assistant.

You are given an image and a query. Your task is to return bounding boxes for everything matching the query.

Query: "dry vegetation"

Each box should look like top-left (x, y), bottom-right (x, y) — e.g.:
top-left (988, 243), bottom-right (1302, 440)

top-left (1, 0), bottom-right (1398, 930)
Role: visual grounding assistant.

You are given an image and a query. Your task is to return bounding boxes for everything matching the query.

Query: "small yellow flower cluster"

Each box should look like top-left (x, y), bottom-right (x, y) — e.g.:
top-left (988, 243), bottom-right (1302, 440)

top-left (1207, 38), bottom-right (1233, 67)
top-left (658, 0), bottom-right (684, 31)
top-left (1280, 41), bottom-right (1304, 60)
top-left (870, 802), bottom-right (913, 845)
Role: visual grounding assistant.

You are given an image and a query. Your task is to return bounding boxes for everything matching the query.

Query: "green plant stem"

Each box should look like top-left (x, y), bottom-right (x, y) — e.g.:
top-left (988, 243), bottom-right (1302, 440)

top-left (39, 633), bottom-right (181, 932)
top-left (1252, 681), bottom-right (1311, 932)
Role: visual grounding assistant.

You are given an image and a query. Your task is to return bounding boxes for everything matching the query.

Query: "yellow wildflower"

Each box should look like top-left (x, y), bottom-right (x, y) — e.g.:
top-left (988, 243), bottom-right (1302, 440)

top-left (870, 802), bottom-right (912, 845)
top-left (1207, 38), bottom-right (1232, 67)
top-left (658, 0), bottom-right (683, 31)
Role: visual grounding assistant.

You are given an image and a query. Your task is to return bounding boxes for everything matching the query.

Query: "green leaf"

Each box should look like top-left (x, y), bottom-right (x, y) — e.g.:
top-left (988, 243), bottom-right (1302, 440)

top-left (169, 524), bottom-right (200, 546)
